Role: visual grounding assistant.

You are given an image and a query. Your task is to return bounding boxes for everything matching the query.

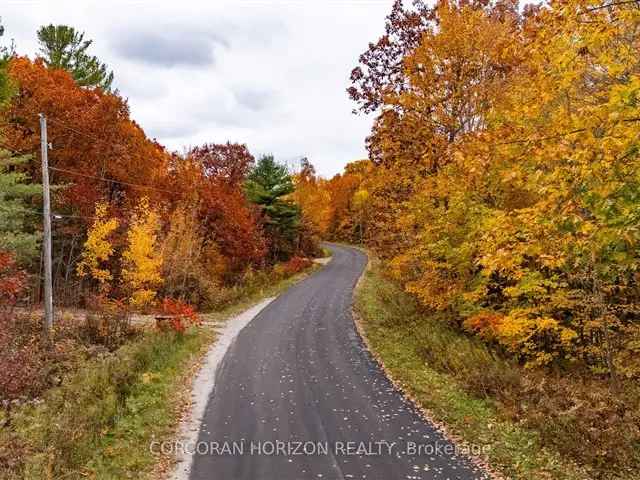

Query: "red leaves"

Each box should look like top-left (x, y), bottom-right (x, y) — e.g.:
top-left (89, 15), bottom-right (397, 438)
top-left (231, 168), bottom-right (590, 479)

top-left (347, 0), bottom-right (432, 113)
top-left (188, 143), bottom-right (255, 188)
top-left (159, 298), bottom-right (199, 334)
top-left (281, 256), bottom-right (312, 276)
top-left (463, 312), bottom-right (505, 342)
top-left (0, 251), bottom-right (27, 313)
top-left (5, 57), bottom-right (170, 218)
top-left (168, 146), bottom-right (268, 273)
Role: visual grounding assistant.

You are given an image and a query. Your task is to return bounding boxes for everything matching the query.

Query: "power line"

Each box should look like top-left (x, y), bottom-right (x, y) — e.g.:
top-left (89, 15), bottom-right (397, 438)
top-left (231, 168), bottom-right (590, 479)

top-left (4, 115), bottom-right (192, 197)
top-left (45, 116), bottom-right (188, 196)
top-left (1, 205), bottom-right (98, 221)
top-left (47, 117), bottom-right (122, 147)
top-left (49, 166), bottom-right (181, 195)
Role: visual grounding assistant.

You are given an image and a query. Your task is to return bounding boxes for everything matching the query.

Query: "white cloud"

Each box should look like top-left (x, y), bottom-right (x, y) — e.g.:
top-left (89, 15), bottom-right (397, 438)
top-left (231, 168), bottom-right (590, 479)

top-left (1, 0), bottom-right (391, 176)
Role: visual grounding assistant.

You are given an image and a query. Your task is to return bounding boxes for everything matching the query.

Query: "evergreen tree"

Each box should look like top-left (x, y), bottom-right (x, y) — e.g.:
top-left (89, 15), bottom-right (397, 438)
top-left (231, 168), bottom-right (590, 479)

top-left (37, 24), bottom-right (114, 91)
top-left (0, 24), bottom-right (40, 263)
top-left (246, 155), bottom-right (301, 261)
top-left (0, 149), bottom-right (40, 262)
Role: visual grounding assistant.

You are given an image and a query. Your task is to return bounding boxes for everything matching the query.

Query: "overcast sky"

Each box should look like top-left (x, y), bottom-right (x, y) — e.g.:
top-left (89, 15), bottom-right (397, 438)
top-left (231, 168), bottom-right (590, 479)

top-left (2, 0), bottom-right (393, 177)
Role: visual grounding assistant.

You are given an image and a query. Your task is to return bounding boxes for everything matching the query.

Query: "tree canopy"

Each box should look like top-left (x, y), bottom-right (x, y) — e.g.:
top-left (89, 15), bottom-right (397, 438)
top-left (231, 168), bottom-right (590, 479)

top-left (246, 155), bottom-right (301, 260)
top-left (37, 24), bottom-right (114, 90)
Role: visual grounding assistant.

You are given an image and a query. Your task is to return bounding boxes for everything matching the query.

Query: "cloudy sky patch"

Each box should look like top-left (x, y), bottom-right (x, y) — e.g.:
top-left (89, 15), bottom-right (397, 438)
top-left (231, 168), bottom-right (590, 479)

top-left (112, 30), bottom-right (220, 67)
top-left (1, 0), bottom-right (392, 176)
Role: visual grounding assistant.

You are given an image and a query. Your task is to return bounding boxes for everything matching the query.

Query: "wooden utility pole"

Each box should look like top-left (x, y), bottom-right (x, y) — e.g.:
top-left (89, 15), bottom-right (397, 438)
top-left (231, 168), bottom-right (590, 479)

top-left (40, 113), bottom-right (53, 335)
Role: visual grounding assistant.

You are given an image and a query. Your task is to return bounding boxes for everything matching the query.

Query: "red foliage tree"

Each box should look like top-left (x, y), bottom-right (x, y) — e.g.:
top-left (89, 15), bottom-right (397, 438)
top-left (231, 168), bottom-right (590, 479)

top-left (188, 142), bottom-right (255, 187)
top-left (4, 57), bottom-right (170, 217)
top-left (169, 145), bottom-right (267, 275)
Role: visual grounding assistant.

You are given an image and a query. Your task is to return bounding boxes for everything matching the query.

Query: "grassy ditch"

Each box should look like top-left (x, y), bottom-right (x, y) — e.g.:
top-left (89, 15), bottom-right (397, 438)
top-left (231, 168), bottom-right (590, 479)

top-left (1, 328), bottom-right (213, 480)
top-left (354, 260), bottom-right (638, 480)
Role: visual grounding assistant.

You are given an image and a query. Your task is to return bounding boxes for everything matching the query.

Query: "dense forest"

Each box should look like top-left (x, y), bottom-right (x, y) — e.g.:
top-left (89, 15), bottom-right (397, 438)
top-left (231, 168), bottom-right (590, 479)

top-left (295, 0), bottom-right (640, 476)
top-left (2, 0), bottom-right (640, 478)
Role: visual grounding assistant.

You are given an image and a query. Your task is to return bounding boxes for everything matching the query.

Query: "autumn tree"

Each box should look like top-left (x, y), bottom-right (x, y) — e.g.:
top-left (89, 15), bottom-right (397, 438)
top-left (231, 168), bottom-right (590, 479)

top-left (37, 24), bottom-right (114, 90)
top-left (181, 144), bottom-right (267, 274)
top-left (292, 158), bottom-right (331, 237)
top-left (121, 198), bottom-right (163, 308)
top-left (160, 201), bottom-right (227, 304)
top-left (339, 0), bottom-right (640, 380)
top-left (5, 57), bottom-right (169, 216)
top-left (76, 202), bottom-right (118, 289)
top-left (347, 0), bottom-right (432, 114)
top-left (346, 0), bottom-right (522, 256)
top-left (188, 142), bottom-right (255, 186)
top-left (3, 57), bottom-right (171, 295)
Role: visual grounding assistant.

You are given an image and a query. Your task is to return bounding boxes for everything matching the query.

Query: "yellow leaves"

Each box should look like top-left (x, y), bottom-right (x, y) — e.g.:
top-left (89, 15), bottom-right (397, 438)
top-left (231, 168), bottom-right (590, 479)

top-left (122, 197), bottom-right (163, 309)
top-left (292, 173), bottom-right (333, 237)
top-left (338, 0), bottom-right (640, 374)
top-left (470, 309), bottom-right (579, 368)
top-left (352, 189), bottom-right (370, 209)
top-left (76, 202), bottom-right (119, 286)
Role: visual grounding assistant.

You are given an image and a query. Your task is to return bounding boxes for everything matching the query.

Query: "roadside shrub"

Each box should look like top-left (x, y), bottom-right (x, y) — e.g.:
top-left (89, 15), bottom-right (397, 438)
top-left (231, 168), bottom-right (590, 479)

top-left (158, 298), bottom-right (199, 334)
top-left (280, 256), bottom-right (312, 276)
top-left (0, 329), bottom-right (204, 479)
top-left (204, 259), bottom-right (312, 311)
top-left (82, 297), bottom-right (136, 350)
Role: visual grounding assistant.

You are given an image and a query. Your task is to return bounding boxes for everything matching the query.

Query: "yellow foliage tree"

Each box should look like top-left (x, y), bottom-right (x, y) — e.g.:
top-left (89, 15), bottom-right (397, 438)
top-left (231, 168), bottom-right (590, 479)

top-left (292, 159), bottom-right (332, 237)
top-left (76, 202), bottom-right (119, 289)
top-left (161, 201), bottom-right (228, 304)
top-left (337, 0), bottom-right (640, 377)
top-left (121, 197), bottom-right (163, 308)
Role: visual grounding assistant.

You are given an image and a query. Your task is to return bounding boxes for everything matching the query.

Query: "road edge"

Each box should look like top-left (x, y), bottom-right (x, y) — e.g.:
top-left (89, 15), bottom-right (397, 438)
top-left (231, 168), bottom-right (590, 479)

top-left (169, 297), bottom-right (276, 480)
top-left (166, 259), bottom-right (333, 480)
top-left (349, 248), bottom-right (504, 480)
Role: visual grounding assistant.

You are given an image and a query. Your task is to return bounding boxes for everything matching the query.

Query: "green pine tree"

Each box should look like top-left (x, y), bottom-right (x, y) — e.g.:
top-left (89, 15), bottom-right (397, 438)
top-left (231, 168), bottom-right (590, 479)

top-left (246, 155), bottom-right (301, 261)
top-left (37, 24), bottom-right (114, 91)
top-left (0, 149), bottom-right (41, 262)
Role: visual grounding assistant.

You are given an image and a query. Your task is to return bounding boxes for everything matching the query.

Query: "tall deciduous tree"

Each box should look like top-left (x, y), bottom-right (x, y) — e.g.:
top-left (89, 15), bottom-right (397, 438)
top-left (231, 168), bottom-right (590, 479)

top-left (121, 197), bottom-right (163, 308)
top-left (37, 24), bottom-right (114, 90)
top-left (333, 0), bottom-right (640, 380)
top-left (292, 158), bottom-right (331, 237)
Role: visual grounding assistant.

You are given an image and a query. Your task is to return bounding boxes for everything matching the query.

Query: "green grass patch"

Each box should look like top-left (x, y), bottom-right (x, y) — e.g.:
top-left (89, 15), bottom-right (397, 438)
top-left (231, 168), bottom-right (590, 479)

top-left (2, 328), bottom-right (212, 479)
top-left (203, 263), bottom-right (321, 324)
top-left (354, 263), bottom-right (593, 480)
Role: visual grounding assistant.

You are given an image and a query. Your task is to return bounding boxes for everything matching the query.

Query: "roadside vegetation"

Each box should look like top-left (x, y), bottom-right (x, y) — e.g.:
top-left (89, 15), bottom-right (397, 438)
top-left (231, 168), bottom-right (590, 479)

top-left (0, 19), bottom-right (322, 480)
top-left (0, 259), bottom-right (316, 480)
top-left (355, 262), bottom-right (637, 480)
top-left (291, 0), bottom-right (640, 477)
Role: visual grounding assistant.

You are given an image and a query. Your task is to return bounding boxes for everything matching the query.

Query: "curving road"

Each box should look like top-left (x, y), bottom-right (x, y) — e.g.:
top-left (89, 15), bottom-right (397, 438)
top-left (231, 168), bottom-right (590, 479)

top-left (190, 244), bottom-right (490, 480)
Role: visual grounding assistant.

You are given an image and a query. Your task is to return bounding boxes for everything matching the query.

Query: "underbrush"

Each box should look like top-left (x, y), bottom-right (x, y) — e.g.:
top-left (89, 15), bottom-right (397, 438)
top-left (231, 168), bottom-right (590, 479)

top-left (0, 307), bottom-right (139, 425)
top-left (0, 255), bottom-right (318, 479)
top-left (0, 328), bottom-right (211, 479)
top-left (355, 262), bottom-right (639, 480)
top-left (204, 256), bottom-right (314, 310)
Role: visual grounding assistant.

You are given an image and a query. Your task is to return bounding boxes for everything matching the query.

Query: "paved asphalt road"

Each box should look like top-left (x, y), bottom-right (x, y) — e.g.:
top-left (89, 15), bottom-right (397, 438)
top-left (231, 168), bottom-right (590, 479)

top-left (190, 244), bottom-right (490, 480)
